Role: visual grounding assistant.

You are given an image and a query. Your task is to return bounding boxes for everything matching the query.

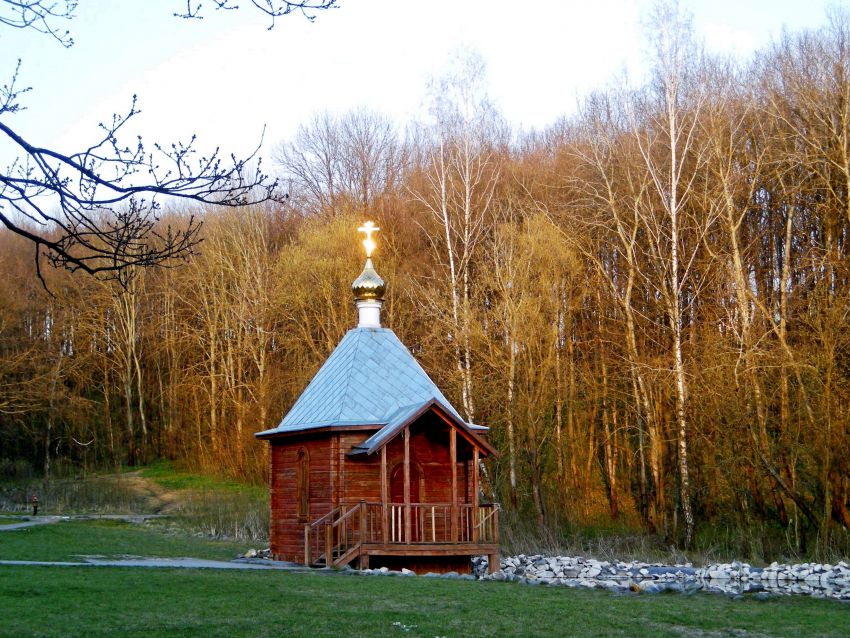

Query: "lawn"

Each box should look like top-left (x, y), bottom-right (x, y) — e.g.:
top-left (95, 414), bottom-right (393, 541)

top-left (1, 519), bottom-right (848, 637)
top-left (0, 519), bottom-right (247, 562)
top-left (1, 565), bottom-right (848, 637)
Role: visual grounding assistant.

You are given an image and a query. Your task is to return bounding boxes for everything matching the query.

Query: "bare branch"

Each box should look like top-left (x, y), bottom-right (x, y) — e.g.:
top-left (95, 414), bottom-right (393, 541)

top-left (0, 0), bottom-right (76, 47)
top-left (174, 0), bottom-right (338, 29)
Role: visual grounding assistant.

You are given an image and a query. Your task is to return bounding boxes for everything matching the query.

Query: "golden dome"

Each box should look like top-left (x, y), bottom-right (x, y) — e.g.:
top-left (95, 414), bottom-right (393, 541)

top-left (352, 257), bottom-right (386, 300)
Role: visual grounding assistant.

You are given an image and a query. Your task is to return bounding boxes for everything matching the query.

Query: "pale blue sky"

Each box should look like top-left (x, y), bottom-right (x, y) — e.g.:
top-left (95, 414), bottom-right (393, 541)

top-left (1, 0), bottom-right (837, 169)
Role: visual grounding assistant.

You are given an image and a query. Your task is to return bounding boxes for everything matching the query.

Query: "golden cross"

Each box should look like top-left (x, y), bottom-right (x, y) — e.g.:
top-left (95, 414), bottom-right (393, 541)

top-left (357, 220), bottom-right (380, 258)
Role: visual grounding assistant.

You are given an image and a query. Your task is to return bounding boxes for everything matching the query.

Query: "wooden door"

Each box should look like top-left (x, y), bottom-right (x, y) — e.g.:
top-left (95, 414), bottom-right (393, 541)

top-left (390, 464), bottom-right (421, 541)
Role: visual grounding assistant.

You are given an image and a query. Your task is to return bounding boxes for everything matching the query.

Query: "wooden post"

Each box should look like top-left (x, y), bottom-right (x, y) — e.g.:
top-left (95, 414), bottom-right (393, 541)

top-left (472, 447), bottom-right (479, 542)
top-left (450, 427), bottom-right (457, 543)
top-left (404, 426), bottom-right (411, 544)
top-left (340, 504), bottom-right (346, 555)
top-left (380, 446), bottom-right (388, 543)
top-left (304, 524), bottom-right (311, 566)
top-left (325, 524), bottom-right (333, 568)
top-left (333, 434), bottom-right (340, 510)
top-left (488, 550), bottom-right (500, 574)
top-left (488, 508), bottom-right (500, 574)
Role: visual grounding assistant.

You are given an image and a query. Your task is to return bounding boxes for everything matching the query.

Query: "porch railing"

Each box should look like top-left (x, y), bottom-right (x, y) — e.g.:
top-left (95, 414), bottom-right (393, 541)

top-left (375, 502), bottom-right (499, 544)
top-left (305, 501), bottom-right (500, 565)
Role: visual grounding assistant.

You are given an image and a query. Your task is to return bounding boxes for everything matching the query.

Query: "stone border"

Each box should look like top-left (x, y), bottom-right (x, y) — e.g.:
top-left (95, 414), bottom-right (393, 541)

top-left (472, 554), bottom-right (850, 601)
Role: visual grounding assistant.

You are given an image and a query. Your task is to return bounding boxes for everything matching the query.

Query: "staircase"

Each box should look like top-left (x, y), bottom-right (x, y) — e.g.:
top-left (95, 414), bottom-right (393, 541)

top-left (304, 502), bottom-right (367, 568)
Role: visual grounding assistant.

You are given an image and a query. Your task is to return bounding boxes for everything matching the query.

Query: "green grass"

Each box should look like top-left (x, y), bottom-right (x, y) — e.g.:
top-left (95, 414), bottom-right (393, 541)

top-left (0, 565), bottom-right (847, 637)
top-left (0, 519), bottom-right (247, 562)
top-left (140, 460), bottom-right (263, 496)
top-left (1, 518), bottom-right (847, 637)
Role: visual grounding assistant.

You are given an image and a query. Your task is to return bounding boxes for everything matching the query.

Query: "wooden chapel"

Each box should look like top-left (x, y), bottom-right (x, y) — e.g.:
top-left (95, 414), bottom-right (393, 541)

top-left (256, 221), bottom-right (499, 573)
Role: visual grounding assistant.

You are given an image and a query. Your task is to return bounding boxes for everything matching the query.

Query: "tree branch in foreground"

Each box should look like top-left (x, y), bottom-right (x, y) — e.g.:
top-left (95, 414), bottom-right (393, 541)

top-left (1, 85), bottom-right (280, 280)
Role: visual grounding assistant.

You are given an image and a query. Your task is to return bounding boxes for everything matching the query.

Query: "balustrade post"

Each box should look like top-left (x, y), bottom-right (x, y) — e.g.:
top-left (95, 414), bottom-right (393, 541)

top-left (304, 524), bottom-right (311, 566)
top-left (381, 447), bottom-right (388, 542)
top-left (325, 524), bottom-right (333, 568)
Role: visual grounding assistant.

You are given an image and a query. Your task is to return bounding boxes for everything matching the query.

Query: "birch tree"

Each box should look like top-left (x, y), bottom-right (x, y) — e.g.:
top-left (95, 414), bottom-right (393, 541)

top-left (628, 0), bottom-right (711, 546)
top-left (411, 50), bottom-right (503, 423)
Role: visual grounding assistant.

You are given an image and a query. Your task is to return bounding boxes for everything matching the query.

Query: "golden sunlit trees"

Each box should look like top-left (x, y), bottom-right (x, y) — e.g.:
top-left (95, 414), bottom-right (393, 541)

top-left (411, 51), bottom-right (504, 425)
top-left (1, 6), bottom-right (849, 558)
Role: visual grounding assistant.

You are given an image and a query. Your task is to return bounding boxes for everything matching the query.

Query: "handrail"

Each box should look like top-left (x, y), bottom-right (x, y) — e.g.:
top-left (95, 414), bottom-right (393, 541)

top-left (331, 505), bottom-right (360, 528)
top-left (327, 501), bottom-right (367, 568)
top-left (310, 507), bottom-right (340, 530)
top-left (474, 503), bottom-right (500, 527)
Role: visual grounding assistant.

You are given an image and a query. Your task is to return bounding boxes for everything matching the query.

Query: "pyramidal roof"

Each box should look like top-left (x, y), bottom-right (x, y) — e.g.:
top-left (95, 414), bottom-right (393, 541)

top-left (256, 220), bottom-right (490, 453)
top-left (255, 327), bottom-right (468, 437)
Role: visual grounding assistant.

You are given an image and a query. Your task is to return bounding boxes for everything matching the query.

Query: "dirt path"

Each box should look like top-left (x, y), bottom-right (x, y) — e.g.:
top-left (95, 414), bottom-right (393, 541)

top-left (118, 472), bottom-right (183, 514)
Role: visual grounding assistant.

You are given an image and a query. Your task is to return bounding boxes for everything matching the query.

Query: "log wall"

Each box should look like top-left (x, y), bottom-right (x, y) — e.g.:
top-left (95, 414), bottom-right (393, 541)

top-left (270, 434), bottom-right (337, 562)
top-left (268, 415), bottom-right (479, 563)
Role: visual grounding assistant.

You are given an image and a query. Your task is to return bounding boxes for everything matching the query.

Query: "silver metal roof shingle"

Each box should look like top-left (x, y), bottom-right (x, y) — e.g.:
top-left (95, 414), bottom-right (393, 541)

top-left (255, 327), bottom-right (465, 437)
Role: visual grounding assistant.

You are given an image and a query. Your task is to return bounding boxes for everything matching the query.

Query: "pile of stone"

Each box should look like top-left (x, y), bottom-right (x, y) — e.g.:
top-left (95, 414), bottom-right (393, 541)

top-left (472, 554), bottom-right (850, 601)
top-left (700, 560), bottom-right (850, 598)
top-left (238, 548), bottom-right (272, 559)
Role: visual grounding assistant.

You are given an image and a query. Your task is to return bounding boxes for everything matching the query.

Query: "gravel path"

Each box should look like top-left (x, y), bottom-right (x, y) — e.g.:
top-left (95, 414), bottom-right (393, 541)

top-left (0, 516), bottom-right (63, 531)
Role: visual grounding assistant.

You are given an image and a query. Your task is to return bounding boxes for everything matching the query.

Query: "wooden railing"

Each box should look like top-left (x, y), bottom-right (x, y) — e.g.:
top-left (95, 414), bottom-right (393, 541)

top-left (306, 502), bottom-right (499, 567)
top-left (304, 506), bottom-right (340, 566)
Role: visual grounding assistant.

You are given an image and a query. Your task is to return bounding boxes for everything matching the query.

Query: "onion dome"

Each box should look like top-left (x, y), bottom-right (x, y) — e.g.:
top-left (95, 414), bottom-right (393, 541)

top-left (353, 221), bottom-right (385, 328)
top-left (352, 257), bottom-right (386, 301)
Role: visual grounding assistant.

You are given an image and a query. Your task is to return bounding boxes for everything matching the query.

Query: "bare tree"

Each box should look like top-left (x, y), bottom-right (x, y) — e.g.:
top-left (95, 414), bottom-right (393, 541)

top-left (0, 0), bottom-right (336, 281)
top-left (627, 0), bottom-right (711, 547)
top-left (275, 109), bottom-right (405, 216)
top-left (411, 50), bottom-right (503, 423)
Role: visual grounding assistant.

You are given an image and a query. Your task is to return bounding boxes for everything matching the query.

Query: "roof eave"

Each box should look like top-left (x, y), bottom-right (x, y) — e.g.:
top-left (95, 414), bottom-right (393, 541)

top-left (256, 423), bottom-right (384, 440)
top-left (347, 398), bottom-right (498, 458)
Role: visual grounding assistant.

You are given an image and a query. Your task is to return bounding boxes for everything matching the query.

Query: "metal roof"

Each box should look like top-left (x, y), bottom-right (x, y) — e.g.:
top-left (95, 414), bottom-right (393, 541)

top-left (349, 397), bottom-right (495, 457)
top-left (255, 327), bottom-right (479, 439)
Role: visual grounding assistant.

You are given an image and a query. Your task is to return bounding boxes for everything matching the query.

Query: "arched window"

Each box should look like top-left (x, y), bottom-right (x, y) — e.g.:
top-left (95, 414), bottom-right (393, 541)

top-left (296, 447), bottom-right (310, 522)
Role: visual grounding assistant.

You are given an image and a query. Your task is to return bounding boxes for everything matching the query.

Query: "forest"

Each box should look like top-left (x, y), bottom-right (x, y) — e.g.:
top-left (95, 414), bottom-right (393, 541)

top-left (1, 8), bottom-right (849, 556)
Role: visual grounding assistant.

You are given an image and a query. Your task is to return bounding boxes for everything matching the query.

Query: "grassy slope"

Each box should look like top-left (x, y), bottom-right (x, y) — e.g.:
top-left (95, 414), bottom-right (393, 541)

top-left (139, 460), bottom-right (264, 497)
top-left (0, 565), bottom-right (847, 638)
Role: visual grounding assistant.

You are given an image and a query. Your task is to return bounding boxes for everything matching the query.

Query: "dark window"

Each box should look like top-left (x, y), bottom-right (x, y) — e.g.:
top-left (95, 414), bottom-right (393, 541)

top-left (296, 447), bottom-right (309, 522)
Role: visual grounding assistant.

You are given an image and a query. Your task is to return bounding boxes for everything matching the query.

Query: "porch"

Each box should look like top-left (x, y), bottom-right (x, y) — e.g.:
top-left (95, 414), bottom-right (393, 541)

top-left (304, 501), bottom-right (500, 572)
